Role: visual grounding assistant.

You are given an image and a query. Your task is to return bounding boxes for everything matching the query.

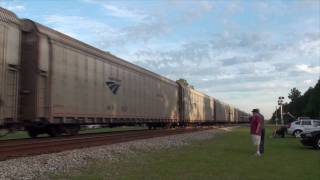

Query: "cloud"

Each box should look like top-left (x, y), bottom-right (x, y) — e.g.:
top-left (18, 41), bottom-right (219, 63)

top-left (169, 0), bottom-right (214, 23)
top-left (0, 2), bottom-right (25, 12)
top-left (226, 1), bottom-right (242, 15)
top-left (44, 14), bottom-right (171, 52)
top-left (298, 38), bottom-right (320, 56)
top-left (132, 32), bottom-right (320, 99)
top-left (304, 79), bottom-right (314, 85)
top-left (45, 15), bottom-right (116, 44)
top-left (102, 4), bottom-right (148, 21)
top-left (83, 0), bottom-right (149, 22)
top-left (296, 64), bottom-right (320, 74)
top-left (200, 1), bottom-right (214, 11)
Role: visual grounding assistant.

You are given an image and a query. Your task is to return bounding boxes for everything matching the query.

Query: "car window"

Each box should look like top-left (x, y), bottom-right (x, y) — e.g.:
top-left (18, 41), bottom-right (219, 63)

top-left (295, 121), bottom-right (300, 125)
top-left (302, 121), bottom-right (311, 125)
top-left (313, 121), bottom-right (320, 127)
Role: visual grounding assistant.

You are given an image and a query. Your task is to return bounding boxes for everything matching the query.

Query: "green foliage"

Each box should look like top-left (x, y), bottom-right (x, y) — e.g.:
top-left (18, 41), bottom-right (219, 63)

top-left (271, 79), bottom-right (320, 123)
top-left (288, 87), bottom-right (301, 102)
top-left (304, 80), bottom-right (320, 118)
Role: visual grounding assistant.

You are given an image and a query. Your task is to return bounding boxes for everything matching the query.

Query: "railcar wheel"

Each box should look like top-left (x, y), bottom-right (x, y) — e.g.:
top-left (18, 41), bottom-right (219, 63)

top-left (47, 126), bottom-right (61, 137)
top-left (66, 125), bottom-right (80, 135)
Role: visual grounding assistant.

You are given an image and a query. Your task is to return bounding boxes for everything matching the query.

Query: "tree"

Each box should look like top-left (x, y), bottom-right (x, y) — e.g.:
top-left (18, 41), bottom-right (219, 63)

top-left (288, 88), bottom-right (301, 102)
top-left (270, 79), bottom-right (320, 123)
top-left (304, 79), bottom-right (320, 118)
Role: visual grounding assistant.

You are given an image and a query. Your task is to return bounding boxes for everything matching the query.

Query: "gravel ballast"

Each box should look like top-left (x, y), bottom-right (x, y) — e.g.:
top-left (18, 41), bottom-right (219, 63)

top-left (0, 127), bottom-right (237, 180)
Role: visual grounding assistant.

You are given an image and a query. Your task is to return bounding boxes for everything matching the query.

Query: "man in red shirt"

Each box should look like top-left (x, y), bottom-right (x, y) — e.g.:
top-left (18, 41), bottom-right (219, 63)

top-left (250, 109), bottom-right (262, 156)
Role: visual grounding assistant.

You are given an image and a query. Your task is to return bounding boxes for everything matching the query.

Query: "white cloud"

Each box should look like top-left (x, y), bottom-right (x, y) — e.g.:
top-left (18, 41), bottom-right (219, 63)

top-left (9, 5), bottom-right (25, 11)
top-left (44, 15), bottom-right (118, 47)
top-left (44, 14), bottom-right (171, 52)
top-left (226, 2), bottom-right (242, 15)
top-left (299, 39), bottom-right (320, 56)
top-left (132, 32), bottom-right (319, 113)
top-left (0, 2), bottom-right (25, 12)
top-left (83, 0), bottom-right (149, 22)
top-left (102, 4), bottom-right (148, 22)
top-left (200, 1), bottom-right (214, 11)
top-left (304, 79), bottom-right (314, 85)
top-left (296, 64), bottom-right (320, 74)
top-left (169, 0), bottom-right (214, 23)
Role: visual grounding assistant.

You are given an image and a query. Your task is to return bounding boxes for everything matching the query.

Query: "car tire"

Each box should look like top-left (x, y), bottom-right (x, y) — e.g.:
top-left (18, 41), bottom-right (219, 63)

top-left (293, 130), bottom-right (302, 138)
top-left (313, 135), bottom-right (320, 150)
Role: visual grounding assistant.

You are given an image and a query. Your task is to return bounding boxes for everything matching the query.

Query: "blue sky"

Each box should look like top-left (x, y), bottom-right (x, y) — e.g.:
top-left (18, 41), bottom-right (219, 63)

top-left (1, 0), bottom-right (319, 118)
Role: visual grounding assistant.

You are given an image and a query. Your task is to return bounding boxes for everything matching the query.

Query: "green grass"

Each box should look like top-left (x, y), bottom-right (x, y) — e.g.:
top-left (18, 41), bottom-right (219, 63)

top-left (0, 126), bottom-right (146, 140)
top-left (0, 130), bottom-right (31, 140)
top-left (52, 127), bottom-right (320, 180)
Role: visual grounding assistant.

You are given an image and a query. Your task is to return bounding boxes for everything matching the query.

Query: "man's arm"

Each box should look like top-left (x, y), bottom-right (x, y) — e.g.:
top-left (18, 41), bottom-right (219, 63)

top-left (256, 117), bottom-right (261, 134)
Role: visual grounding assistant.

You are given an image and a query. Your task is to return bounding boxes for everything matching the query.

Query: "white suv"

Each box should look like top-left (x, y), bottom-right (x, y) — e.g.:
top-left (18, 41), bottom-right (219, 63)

top-left (287, 119), bottom-right (320, 137)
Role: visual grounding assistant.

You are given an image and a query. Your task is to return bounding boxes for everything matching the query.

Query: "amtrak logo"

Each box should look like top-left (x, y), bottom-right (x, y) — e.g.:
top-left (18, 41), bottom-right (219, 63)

top-left (105, 81), bottom-right (121, 95)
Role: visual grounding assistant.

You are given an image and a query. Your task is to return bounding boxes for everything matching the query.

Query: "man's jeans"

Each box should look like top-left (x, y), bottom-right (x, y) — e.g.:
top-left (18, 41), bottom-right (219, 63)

top-left (260, 128), bottom-right (265, 154)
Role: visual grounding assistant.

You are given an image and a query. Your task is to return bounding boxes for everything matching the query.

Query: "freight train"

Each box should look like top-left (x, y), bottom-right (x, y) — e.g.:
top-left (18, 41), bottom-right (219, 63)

top-left (0, 7), bottom-right (249, 138)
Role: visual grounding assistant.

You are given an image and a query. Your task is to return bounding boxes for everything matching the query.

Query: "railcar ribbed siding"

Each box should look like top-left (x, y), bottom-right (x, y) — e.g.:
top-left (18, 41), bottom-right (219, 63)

top-left (178, 84), bottom-right (215, 123)
top-left (0, 8), bottom-right (20, 24)
top-left (0, 7), bottom-right (20, 126)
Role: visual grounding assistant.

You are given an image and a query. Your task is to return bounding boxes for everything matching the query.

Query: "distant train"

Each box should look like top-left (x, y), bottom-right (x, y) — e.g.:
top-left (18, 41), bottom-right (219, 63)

top-left (0, 7), bottom-right (249, 138)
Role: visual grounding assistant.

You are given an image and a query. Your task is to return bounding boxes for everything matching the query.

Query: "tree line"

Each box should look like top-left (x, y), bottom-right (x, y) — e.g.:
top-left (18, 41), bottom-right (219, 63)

top-left (271, 79), bottom-right (320, 123)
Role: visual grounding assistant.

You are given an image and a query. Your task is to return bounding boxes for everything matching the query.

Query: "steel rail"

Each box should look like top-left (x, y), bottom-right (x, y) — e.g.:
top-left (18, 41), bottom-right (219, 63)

top-left (0, 127), bottom-right (214, 161)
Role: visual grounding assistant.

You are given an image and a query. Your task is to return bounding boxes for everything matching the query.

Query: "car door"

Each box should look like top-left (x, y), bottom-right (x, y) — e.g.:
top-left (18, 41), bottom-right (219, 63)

top-left (302, 120), bottom-right (312, 132)
top-left (311, 120), bottom-right (320, 131)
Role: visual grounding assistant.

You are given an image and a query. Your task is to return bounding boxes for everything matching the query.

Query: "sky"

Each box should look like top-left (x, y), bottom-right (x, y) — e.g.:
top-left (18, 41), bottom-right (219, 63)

top-left (1, 0), bottom-right (319, 119)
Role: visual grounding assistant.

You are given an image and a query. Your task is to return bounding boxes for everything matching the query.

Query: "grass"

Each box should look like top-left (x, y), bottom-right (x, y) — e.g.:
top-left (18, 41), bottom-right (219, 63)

top-left (0, 126), bottom-right (146, 140)
top-left (52, 127), bottom-right (320, 180)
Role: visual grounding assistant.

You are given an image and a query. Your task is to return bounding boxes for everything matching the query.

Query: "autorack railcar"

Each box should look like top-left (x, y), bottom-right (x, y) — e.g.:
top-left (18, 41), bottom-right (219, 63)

top-left (238, 110), bottom-right (249, 123)
top-left (214, 99), bottom-right (228, 123)
top-left (177, 82), bottom-right (214, 125)
top-left (19, 19), bottom-right (180, 137)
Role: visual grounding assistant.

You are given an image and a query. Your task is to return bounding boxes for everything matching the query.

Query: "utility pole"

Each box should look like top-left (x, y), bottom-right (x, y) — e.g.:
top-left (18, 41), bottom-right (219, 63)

top-left (278, 96), bottom-right (285, 125)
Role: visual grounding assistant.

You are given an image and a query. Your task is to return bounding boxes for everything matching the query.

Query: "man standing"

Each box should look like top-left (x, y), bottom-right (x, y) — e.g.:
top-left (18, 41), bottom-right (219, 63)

top-left (257, 109), bottom-right (265, 154)
top-left (250, 109), bottom-right (262, 156)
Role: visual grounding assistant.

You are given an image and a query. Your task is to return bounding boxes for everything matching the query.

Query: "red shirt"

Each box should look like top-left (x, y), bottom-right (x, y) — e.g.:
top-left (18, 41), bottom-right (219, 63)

top-left (250, 114), bottom-right (262, 135)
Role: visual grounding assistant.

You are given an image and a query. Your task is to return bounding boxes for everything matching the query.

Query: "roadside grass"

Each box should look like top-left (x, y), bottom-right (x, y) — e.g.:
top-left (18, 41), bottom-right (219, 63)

top-left (52, 127), bottom-right (320, 180)
top-left (0, 126), bottom-right (146, 140)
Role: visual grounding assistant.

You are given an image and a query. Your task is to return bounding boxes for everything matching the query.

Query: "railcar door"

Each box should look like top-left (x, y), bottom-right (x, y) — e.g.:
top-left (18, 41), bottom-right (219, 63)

top-left (0, 22), bottom-right (20, 125)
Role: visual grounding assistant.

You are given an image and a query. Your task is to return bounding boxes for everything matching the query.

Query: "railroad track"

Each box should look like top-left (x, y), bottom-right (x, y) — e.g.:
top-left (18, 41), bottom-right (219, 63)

top-left (0, 127), bottom-right (216, 161)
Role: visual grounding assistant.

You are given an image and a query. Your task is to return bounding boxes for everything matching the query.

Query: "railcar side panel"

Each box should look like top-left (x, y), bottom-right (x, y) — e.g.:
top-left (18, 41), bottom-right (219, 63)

top-left (36, 35), bottom-right (49, 119)
top-left (214, 100), bottom-right (227, 122)
top-left (229, 106), bottom-right (235, 123)
top-left (178, 84), bottom-right (214, 123)
top-left (0, 8), bottom-right (20, 126)
top-left (26, 27), bottom-right (180, 125)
